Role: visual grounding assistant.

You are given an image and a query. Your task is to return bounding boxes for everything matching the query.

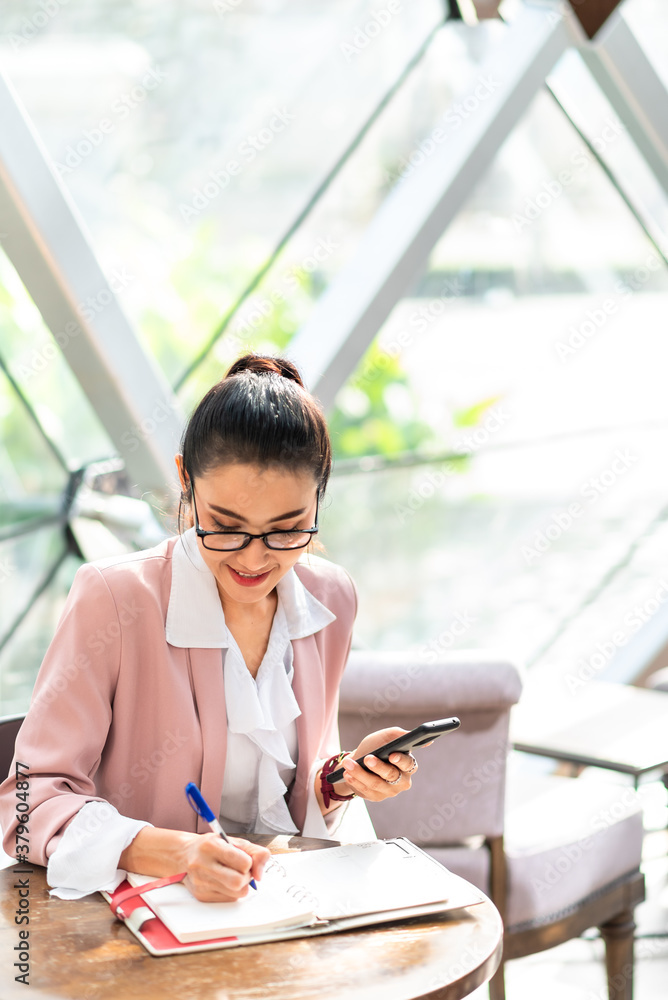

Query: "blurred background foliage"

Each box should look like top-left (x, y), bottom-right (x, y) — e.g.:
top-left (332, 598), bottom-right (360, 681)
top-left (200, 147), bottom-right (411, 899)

top-left (128, 218), bottom-right (489, 462)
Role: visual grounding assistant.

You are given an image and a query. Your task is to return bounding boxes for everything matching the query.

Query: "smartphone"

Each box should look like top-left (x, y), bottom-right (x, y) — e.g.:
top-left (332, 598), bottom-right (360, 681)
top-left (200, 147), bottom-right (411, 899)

top-left (326, 717), bottom-right (461, 784)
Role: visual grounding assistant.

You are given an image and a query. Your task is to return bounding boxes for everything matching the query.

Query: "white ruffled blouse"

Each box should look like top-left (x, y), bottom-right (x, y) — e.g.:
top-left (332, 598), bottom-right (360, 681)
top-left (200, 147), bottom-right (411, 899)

top-left (46, 528), bottom-right (347, 898)
top-left (220, 602), bottom-right (302, 835)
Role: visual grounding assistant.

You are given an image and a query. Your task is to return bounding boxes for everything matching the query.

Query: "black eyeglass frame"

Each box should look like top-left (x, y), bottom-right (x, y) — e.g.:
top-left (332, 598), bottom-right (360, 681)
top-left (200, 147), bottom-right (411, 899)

top-left (191, 487), bottom-right (319, 552)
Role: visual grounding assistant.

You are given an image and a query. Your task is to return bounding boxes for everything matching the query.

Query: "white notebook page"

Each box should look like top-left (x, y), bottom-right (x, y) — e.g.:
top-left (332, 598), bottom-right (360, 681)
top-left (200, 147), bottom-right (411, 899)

top-left (126, 839), bottom-right (477, 944)
top-left (270, 840), bottom-right (457, 919)
top-left (127, 873), bottom-right (315, 943)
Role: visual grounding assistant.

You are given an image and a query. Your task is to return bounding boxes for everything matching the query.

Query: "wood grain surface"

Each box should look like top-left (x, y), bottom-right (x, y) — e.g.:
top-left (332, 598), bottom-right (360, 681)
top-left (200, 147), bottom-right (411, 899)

top-left (0, 835), bottom-right (502, 1000)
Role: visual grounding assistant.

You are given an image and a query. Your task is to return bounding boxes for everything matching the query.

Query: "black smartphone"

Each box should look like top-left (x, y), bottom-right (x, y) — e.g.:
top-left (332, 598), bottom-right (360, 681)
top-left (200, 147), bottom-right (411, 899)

top-left (326, 717), bottom-right (461, 784)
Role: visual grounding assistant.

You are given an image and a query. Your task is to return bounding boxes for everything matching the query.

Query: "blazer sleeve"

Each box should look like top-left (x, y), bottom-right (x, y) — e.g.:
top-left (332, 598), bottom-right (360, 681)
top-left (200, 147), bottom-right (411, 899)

top-left (0, 563), bottom-right (123, 867)
top-left (317, 565), bottom-right (358, 762)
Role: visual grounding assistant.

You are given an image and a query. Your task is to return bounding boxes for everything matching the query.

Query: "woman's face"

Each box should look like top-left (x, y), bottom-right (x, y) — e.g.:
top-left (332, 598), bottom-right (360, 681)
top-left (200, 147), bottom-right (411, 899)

top-left (183, 461), bottom-right (319, 612)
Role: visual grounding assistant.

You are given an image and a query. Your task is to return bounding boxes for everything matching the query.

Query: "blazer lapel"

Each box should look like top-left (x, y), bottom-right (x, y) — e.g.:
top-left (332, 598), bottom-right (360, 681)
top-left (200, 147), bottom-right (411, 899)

top-left (290, 633), bottom-right (326, 831)
top-left (187, 646), bottom-right (227, 834)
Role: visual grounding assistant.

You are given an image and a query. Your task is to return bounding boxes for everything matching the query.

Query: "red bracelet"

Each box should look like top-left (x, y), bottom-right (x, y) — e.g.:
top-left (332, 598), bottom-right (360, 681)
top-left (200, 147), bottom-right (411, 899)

top-left (320, 752), bottom-right (356, 809)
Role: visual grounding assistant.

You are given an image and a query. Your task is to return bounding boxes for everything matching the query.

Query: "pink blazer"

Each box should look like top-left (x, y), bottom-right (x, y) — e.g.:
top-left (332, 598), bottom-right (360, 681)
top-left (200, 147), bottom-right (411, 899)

top-left (0, 537), bottom-right (357, 867)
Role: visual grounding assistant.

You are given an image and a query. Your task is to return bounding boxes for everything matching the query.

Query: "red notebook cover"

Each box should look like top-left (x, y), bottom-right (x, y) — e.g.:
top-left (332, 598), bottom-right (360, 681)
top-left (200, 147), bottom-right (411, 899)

top-left (107, 879), bottom-right (240, 955)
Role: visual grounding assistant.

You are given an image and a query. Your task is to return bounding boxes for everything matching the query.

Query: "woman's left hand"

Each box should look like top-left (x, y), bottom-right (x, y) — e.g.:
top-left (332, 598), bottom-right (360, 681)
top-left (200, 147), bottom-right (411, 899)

top-left (339, 728), bottom-right (418, 802)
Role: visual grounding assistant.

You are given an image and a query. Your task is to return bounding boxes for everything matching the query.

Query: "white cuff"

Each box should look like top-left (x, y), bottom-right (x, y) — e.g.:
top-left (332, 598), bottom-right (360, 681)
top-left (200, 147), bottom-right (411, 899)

top-left (46, 801), bottom-right (152, 899)
top-left (302, 758), bottom-right (378, 843)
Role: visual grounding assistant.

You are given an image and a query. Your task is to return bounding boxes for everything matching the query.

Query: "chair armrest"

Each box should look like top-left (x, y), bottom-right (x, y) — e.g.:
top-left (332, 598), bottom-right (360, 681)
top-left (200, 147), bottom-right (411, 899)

top-left (646, 666), bottom-right (668, 693)
top-left (340, 650), bottom-right (523, 716)
top-left (338, 651), bottom-right (523, 843)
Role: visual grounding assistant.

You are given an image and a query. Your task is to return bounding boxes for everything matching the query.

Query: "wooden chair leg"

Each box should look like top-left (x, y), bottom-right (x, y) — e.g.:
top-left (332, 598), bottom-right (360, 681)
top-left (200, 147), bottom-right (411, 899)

top-left (486, 835), bottom-right (507, 1000)
top-left (488, 960), bottom-right (506, 1000)
top-left (599, 908), bottom-right (636, 1000)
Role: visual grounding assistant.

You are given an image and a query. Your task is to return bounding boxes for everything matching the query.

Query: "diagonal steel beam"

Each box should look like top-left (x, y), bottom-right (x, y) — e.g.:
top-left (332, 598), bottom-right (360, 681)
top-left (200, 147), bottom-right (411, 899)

top-left (578, 6), bottom-right (668, 196)
top-left (0, 69), bottom-right (184, 508)
top-left (567, 0), bottom-right (621, 39)
top-left (288, 3), bottom-right (584, 410)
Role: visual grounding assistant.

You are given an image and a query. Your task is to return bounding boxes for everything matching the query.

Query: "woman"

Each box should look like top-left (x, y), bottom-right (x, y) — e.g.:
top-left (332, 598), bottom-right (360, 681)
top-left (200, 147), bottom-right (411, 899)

top-left (0, 354), bottom-right (417, 902)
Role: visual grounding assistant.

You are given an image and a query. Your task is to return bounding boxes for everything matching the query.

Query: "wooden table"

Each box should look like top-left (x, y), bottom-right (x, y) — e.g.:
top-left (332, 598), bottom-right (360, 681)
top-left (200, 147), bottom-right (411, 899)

top-left (511, 680), bottom-right (668, 787)
top-left (0, 835), bottom-right (502, 1000)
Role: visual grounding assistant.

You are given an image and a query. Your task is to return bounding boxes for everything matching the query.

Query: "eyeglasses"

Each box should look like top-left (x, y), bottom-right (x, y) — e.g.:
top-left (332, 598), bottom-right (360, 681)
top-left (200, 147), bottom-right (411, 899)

top-left (191, 488), bottom-right (319, 551)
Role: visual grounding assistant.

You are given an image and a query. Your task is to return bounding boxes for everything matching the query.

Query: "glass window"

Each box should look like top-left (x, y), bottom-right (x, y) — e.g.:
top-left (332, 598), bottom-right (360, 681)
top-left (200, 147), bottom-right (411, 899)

top-left (176, 16), bottom-right (513, 408)
top-left (623, 0), bottom-right (668, 89)
top-left (0, 0), bottom-right (443, 391)
top-left (0, 364), bottom-right (67, 531)
top-left (321, 76), bottom-right (668, 686)
top-left (0, 527), bottom-right (68, 648)
top-left (2, 0), bottom-right (668, 700)
top-left (0, 252), bottom-right (115, 471)
top-left (0, 553), bottom-right (81, 716)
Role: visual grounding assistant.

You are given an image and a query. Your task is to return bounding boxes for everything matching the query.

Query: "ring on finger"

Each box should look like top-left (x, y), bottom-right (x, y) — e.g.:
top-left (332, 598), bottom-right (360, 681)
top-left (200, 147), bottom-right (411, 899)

top-left (406, 754), bottom-right (418, 774)
top-left (386, 772), bottom-right (402, 785)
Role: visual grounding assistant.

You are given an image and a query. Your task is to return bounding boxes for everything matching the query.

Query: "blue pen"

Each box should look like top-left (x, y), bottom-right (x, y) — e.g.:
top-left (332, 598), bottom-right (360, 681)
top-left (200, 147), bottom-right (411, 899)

top-left (185, 782), bottom-right (257, 890)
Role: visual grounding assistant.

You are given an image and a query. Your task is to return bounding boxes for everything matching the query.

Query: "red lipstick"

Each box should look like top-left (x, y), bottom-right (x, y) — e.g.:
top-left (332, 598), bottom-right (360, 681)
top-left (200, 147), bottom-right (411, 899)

top-left (228, 566), bottom-right (271, 588)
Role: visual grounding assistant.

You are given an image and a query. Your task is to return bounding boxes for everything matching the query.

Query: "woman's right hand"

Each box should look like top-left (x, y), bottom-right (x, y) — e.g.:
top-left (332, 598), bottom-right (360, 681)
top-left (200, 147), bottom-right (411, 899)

top-left (180, 833), bottom-right (270, 902)
top-left (119, 827), bottom-right (270, 902)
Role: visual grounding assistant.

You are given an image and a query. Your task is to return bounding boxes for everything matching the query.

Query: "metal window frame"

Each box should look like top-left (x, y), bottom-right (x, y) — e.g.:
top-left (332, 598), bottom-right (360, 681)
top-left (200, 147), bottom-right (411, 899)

top-left (288, 3), bottom-right (585, 409)
top-left (1, 0), bottom-right (667, 514)
top-left (578, 4), bottom-right (668, 197)
top-left (0, 70), bottom-right (184, 509)
top-left (288, 2), bottom-right (668, 410)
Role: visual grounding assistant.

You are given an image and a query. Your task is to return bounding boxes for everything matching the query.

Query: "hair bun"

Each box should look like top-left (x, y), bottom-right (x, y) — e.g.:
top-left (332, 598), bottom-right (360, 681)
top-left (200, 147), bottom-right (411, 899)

top-left (225, 352), bottom-right (305, 388)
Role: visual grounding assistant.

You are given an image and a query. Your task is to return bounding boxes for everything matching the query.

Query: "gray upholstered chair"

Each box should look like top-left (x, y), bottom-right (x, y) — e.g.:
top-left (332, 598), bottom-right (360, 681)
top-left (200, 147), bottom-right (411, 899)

top-left (338, 650), bottom-right (645, 1000)
top-left (646, 666), bottom-right (668, 692)
top-left (0, 714), bottom-right (26, 869)
top-left (0, 714), bottom-right (24, 783)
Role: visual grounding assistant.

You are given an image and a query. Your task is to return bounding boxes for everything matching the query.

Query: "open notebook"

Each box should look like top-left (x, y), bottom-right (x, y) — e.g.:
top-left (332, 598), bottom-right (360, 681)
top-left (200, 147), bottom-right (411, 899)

top-left (105, 838), bottom-right (485, 956)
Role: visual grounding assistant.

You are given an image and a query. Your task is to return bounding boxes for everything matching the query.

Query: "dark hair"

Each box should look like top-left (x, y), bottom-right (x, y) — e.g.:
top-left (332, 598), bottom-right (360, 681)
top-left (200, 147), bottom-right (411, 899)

top-left (179, 353), bottom-right (331, 508)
